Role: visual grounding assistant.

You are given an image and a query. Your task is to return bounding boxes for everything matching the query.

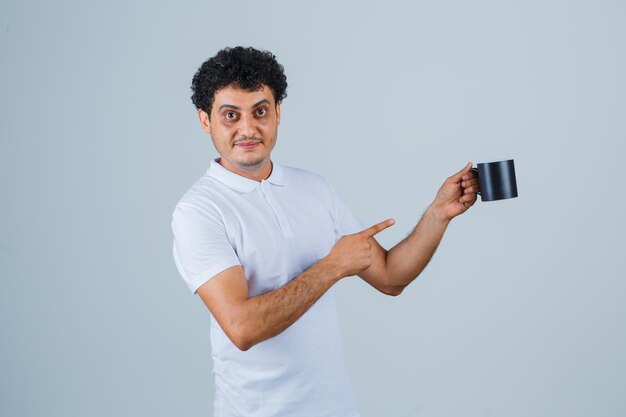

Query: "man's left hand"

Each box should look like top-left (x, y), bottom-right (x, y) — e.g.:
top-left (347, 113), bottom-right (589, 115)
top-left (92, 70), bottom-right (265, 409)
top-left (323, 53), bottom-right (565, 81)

top-left (430, 162), bottom-right (480, 222)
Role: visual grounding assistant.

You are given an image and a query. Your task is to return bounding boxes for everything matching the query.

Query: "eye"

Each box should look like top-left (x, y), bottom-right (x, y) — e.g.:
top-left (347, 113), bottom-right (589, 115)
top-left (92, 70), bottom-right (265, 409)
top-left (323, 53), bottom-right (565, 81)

top-left (225, 111), bottom-right (238, 120)
top-left (255, 108), bottom-right (267, 117)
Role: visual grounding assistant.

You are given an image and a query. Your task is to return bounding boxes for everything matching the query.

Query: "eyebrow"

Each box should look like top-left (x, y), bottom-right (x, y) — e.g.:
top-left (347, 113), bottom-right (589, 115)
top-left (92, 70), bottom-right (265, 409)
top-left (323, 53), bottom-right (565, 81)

top-left (218, 99), bottom-right (271, 111)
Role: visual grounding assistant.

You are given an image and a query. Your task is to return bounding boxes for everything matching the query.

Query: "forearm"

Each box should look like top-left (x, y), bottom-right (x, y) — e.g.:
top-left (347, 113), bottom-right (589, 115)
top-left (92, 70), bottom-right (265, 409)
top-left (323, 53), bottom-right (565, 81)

top-left (384, 203), bottom-right (450, 287)
top-left (234, 260), bottom-right (340, 350)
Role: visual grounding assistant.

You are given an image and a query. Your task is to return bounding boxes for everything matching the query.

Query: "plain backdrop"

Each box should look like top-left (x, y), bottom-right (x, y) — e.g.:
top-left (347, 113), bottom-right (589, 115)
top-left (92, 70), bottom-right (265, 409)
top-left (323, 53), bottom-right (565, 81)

top-left (2, 1), bottom-right (625, 416)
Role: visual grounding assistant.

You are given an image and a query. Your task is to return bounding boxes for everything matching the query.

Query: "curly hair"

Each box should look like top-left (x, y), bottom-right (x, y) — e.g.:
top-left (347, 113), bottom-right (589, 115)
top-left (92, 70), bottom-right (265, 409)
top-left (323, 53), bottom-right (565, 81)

top-left (191, 46), bottom-right (288, 116)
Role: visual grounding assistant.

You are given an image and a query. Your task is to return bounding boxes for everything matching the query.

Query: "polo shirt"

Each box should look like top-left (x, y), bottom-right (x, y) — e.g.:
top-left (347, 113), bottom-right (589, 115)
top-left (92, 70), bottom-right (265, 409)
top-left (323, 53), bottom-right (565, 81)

top-left (171, 158), bottom-right (363, 417)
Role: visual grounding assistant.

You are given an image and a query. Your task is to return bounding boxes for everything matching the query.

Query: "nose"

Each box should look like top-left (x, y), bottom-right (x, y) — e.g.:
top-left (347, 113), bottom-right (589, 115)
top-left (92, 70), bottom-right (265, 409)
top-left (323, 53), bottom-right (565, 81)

top-left (238, 114), bottom-right (257, 137)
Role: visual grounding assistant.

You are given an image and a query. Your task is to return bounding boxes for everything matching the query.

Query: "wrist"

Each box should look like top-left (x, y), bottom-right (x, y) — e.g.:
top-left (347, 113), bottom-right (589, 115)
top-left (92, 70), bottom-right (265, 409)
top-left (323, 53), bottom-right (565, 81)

top-left (425, 202), bottom-right (452, 227)
top-left (316, 257), bottom-right (344, 285)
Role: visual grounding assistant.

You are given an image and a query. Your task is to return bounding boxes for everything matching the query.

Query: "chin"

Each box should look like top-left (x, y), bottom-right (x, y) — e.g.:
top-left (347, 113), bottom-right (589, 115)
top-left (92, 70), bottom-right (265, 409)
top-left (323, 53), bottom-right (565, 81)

top-left (236, 156), bottom-right (267, 169)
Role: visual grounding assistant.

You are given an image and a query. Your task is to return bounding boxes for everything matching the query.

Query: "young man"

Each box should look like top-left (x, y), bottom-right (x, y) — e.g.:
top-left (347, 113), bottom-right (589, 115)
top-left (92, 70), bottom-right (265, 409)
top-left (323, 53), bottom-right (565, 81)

top-left (172, 46), bottom-right (479, 417)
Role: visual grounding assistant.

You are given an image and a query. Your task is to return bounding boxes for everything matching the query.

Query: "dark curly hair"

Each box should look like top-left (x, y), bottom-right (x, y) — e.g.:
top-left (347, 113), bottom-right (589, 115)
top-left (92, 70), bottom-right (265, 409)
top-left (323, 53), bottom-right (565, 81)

top-left (191, 46), bottom-right (288, 117)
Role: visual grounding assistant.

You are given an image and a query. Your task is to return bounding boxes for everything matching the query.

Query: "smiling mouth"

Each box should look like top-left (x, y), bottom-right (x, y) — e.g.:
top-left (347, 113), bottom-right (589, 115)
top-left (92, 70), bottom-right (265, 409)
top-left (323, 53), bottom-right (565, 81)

top-left (235, 140), bottom-right (262, 149)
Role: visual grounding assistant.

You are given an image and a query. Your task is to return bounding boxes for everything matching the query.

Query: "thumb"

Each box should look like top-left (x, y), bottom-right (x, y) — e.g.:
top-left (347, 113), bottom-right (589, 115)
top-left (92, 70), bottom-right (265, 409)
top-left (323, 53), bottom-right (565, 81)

top-left (449, 162), bottom-right (473, 182)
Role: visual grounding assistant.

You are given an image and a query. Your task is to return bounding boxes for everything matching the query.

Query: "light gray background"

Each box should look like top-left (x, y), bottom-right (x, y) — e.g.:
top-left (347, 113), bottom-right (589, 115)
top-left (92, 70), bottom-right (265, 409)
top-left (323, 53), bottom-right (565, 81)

top-left (2, 1), bottom-right (625, 416)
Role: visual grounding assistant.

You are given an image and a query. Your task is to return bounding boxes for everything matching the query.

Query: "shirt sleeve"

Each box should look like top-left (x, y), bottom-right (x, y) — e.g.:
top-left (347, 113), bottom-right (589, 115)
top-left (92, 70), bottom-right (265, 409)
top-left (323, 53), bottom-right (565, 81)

top-left (171, 202), bottom-right (241, 294)
top-left (326, 182), bottom-right (364, 240)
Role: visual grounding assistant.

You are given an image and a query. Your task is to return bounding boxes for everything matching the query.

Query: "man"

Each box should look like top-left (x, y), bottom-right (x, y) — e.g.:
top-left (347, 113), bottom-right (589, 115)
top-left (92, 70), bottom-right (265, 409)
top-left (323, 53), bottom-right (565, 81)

top-left (172, 46), bottom-right (479, 417)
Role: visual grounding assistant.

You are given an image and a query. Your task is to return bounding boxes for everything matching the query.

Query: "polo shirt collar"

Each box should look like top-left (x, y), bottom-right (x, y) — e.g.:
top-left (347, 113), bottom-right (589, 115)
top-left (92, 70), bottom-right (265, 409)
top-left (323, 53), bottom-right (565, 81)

top-left (207, 158), bottom-right (287, 193)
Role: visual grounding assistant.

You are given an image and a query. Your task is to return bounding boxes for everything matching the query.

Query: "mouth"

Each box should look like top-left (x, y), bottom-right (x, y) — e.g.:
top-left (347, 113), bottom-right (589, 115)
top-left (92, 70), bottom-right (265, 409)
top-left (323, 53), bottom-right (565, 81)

top-left (234, 139), bottom-right (262, 150)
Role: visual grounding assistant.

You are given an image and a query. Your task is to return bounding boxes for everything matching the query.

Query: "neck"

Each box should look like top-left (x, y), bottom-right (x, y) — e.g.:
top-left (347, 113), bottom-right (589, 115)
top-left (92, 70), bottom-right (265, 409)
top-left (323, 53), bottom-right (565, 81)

top-left (218, 157), bottom-right (273, 182)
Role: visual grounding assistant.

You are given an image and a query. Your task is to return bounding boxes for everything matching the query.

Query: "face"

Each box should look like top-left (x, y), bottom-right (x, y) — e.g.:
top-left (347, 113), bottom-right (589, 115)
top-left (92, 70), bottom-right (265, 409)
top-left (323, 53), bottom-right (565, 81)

top-left (198, 84), bottom-right (280, 180)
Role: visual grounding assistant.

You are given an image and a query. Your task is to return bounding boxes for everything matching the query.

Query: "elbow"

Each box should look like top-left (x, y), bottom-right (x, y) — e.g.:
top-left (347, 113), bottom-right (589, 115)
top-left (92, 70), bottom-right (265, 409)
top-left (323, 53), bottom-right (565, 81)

top-left (233, 337), bottom-right (253, 352)
top-left (229, 321), bottom-right (257, 352)
top-left (381, 284), bottom-right (405, 297)
top-left (230, 332), bottom-right (254, 352)
top-left (223, 304), bottom-right (265, 351)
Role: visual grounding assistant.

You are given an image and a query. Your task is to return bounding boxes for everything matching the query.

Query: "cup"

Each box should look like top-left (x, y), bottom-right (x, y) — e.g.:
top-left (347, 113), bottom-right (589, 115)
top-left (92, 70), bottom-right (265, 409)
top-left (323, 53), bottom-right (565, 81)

top-left (470, 159), bottom-right (518, 202)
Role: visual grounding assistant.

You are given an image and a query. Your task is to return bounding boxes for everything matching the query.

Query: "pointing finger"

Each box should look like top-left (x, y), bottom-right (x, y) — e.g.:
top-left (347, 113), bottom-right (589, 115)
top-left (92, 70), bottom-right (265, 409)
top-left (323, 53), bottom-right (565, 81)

top-left (358, 218), bottom-right (395, 238)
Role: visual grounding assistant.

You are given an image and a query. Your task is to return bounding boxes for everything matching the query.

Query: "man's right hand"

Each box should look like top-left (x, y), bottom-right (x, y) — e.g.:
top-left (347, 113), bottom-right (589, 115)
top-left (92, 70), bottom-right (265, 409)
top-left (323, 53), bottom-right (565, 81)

top-left (323, 219), bottom-right (395, 279)
top-left (196, 218), bottom-right (395, 350)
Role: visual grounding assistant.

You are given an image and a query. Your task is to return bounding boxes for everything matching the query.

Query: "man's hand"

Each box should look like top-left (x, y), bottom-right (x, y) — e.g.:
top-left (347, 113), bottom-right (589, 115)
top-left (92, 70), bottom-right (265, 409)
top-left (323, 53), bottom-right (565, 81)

top-left (323, 219), bottom-right (396, 279)
top-left (197, 219), bottom-right (395, 350)
top-left (431, 162), bottom-right (480, 222)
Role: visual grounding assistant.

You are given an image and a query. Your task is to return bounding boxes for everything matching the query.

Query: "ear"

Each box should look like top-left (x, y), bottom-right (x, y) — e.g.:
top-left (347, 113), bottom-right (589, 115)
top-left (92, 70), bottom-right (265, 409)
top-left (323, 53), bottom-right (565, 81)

top-left (198, 109), bottom-right (211, 134)
top-left (276, 101), bottom-right (281, 126)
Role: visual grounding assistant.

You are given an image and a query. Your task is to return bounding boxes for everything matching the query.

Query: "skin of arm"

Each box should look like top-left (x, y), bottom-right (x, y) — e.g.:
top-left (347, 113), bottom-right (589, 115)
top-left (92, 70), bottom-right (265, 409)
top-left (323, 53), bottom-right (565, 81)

top-left (358, 162), bottom-right (480, 295)
top-left (196, 162), bottom-right (479, 350)
top-left (196, 263), bottom-right (340, 352)
top-left (196, 218), bottom-right (394, 351)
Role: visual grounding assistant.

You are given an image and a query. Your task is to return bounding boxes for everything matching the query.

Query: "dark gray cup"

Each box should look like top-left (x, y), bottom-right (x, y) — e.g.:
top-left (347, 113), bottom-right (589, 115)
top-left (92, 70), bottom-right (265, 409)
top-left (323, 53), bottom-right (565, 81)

top-left (470, 159), bottom-right (518, 202)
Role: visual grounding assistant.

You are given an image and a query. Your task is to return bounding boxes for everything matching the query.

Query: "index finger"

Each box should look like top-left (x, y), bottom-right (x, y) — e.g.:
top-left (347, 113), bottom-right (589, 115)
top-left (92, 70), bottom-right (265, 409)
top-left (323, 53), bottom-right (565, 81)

top-left (358, 218), bottom-right (396, 238)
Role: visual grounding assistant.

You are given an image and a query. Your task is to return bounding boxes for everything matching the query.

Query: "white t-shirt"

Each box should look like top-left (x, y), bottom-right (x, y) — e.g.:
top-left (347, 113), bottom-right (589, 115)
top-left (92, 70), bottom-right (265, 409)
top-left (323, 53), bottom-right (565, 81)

top-left (172, 159), bottom-right (363, 417)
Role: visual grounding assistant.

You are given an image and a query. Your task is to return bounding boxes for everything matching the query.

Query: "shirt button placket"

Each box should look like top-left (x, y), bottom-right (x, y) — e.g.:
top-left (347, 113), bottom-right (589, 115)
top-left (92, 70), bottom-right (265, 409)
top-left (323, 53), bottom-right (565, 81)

top-left (260, 181), bottom-right (293, 238)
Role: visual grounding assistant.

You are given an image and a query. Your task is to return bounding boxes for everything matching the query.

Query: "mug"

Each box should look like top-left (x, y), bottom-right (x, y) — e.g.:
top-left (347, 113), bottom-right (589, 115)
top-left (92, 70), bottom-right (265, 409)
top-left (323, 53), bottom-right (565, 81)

top-left (470, 159), bottom-right (518, 202)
